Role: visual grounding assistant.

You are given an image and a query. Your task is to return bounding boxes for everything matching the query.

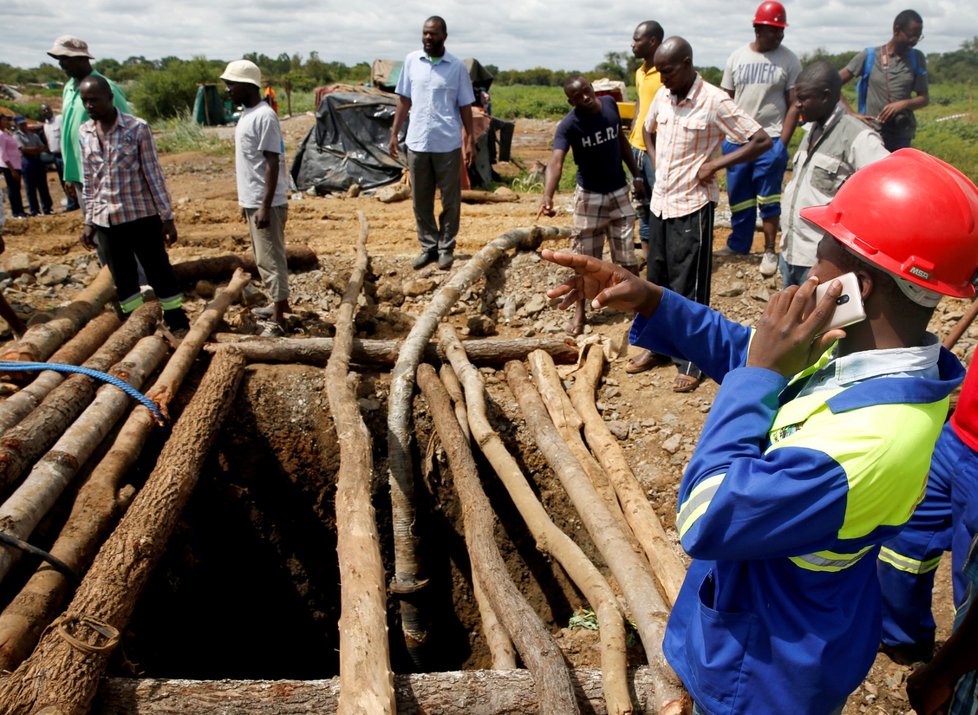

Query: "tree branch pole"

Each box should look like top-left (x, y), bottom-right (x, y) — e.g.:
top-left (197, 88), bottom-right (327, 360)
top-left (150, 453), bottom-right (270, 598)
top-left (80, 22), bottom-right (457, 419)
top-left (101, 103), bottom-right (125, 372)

top-left (0, 312), bottom-right (120, 437)
top-left (91, 668), bottom-right (667, 715)
top-left (170, 245), bottom-right (318, 285)
top-left (943, 298), bottom-right (978, 350)
top-left (568, 345), bottom-right (686, 606)
top-left (0, 303), bottom-right (160, 497)
top-left (386, 226), bottom-right (569, 666)
top-left (438, 362), bottom-right (515, 669)
top-left (0, 347), bottom-right (247, 715)
top-left (0, 336), bottom-right (168, 585)
top-left (0, 271), bottom-right (251, 672)
top-left (0, 290), bottom-right (27, 338)
top-left (417, 363), bottom-right (581, 714)
top-left (207, 334), bottom-right (579, 367)
top-left (438, 324), bottom-right (633, 714)
top-left (505, 360), bottom-right (686, 714)
top-left (325, 212), bottom-right (395, 715)
top-left (0, 267), bottom-right (115, 365)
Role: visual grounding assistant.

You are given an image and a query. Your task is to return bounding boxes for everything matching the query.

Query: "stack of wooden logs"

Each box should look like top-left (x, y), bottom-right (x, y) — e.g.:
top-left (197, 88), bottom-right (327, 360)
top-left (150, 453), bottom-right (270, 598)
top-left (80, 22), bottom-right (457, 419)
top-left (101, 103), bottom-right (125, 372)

top-left (0, 223), bottom-right (692, 715)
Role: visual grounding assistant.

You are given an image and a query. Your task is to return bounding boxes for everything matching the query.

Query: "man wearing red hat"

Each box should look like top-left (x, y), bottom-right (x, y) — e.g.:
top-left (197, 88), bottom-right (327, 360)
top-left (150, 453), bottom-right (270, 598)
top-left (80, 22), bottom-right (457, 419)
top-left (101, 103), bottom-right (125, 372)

top-left (718, 1), bottom-right (801, 279)
top-left (543, 148), bottom-right (978, 714)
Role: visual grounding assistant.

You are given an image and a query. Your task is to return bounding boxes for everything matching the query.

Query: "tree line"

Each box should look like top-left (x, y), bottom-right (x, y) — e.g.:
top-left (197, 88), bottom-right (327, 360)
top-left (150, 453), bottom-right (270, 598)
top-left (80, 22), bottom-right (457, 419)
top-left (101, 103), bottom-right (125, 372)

top-left (0, 39), bottom-right (974, 122)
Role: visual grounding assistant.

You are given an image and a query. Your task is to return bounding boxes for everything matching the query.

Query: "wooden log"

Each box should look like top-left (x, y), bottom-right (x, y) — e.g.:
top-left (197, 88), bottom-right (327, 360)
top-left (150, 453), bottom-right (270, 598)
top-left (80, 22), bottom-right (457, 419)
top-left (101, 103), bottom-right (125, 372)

top-left (0, 272), bottom-right (251, 672)
top-left (170, 246), bottom-right (318, 285)
top-left (91, 667), bottom-right (668, 714)
top-left (504, 360), bottom-right (686, 714)
top-left (527, 351), bottom-right (631, 529)
top-left (460, 189), bottom-right (521, 203)
top-left (0, 291), bottom-right (27, 338)
top-left (386, 226), bottom-right (570, 665)
top-left (438, 325), bottom-right (632, 714)
top-left (0, 267), bottom-right (115, 365)
top-left (944, 298), bottom-right (978, 350)
top-left (417, 363), bottom-right (580, 714)
top-left (0, 336), bottom-right (168, 585)
top-left (207, 334), bottom-right (579, 367)
top-left (438, 361), bottom-right (517, 668)
top-left (0, 303), bottom-right (160, 498)
top-left (326, 212), bottom-right (395, 715)
top-left (569, 345), bottom-right (686, 606)
top-left (0, 347), bottom-right (247, 715)
top-left (0, 312), bottom-right (120, 437)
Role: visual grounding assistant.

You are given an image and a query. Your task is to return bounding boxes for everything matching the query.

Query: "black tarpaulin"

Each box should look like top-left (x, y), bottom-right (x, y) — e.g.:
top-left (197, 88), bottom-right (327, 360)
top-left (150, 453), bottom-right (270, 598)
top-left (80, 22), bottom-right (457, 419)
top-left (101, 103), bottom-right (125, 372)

top-left (290, 89), bottom-right (406, 194)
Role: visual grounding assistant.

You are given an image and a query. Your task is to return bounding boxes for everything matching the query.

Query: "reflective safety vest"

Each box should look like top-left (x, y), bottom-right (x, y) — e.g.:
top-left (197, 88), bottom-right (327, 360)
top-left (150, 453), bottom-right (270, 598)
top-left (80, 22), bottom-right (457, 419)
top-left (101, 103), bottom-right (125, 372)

top-left (630, 289), bottom-right (964, 715)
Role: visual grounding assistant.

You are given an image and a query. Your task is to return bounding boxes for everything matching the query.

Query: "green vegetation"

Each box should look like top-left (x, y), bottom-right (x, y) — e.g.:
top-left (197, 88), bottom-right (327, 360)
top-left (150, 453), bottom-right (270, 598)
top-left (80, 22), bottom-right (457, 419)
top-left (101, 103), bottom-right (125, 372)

top-left (128, 57), bottom-right (228, 122)
top-left (153, 111), bottom-right (232, 155)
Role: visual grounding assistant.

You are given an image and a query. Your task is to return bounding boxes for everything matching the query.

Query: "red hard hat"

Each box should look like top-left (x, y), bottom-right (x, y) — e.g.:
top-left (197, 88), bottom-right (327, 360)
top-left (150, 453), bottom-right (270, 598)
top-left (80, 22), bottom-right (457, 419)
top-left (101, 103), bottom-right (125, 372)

top-left (801, 149), bottom-right (978, 299)
top-left (754, 1), bottom-right (788, 27)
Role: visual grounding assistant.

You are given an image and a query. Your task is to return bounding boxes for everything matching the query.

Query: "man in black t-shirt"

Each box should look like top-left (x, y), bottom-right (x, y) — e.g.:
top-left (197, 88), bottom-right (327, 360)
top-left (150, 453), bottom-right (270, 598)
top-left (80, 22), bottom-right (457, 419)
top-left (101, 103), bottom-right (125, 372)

top-left (539, 76), bottom-right (644, 336)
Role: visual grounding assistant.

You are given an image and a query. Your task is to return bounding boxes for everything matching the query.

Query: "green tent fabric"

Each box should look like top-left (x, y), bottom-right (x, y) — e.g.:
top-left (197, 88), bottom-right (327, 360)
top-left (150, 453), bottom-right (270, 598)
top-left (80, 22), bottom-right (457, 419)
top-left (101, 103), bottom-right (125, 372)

top-left (193, 84), bottom-right (227, 126)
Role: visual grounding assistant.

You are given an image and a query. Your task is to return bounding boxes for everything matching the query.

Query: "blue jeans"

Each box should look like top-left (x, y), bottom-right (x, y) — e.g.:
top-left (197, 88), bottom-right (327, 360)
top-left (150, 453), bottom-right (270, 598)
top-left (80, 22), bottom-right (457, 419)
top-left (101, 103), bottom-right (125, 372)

top-left (631, 146), bottom-right (655, 244)
top-left (779, 254), bottom-right (810, 287)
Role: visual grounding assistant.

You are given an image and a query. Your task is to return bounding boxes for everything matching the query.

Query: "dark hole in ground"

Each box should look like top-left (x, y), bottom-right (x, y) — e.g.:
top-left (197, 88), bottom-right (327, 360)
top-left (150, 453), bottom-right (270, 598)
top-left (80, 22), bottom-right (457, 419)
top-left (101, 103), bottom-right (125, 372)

top-left (121, 362), bottom-right (598, 681)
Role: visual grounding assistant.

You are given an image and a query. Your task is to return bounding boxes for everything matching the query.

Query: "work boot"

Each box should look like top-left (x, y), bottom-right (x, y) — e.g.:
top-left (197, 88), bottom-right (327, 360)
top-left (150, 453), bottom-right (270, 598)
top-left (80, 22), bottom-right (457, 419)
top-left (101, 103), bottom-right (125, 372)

top-left (438, 252), bottom-right (454, 270)
top-left (879, 638), bottom-right (935, 665)
top-left (412, 251), bottom-right (437, 270)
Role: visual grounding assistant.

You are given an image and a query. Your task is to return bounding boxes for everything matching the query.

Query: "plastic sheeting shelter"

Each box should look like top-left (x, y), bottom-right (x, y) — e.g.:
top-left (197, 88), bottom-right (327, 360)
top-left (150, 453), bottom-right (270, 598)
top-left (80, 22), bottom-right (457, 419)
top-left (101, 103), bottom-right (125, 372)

top-left (193, 84), bottom-right (229, 126)
top-left (290, 88), bottom-right (405, 195)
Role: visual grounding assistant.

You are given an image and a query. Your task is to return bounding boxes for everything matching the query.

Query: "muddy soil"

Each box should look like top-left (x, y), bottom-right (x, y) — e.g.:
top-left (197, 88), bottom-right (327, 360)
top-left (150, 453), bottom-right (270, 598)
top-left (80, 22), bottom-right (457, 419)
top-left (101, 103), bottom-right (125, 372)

top-left (1, 112), bottom-right (969, 714)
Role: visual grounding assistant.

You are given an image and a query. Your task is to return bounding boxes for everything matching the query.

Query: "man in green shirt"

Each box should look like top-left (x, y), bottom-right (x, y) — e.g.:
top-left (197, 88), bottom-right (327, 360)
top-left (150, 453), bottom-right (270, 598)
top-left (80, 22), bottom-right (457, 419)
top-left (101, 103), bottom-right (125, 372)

top-left (46, 35), bottom-right (129, 212)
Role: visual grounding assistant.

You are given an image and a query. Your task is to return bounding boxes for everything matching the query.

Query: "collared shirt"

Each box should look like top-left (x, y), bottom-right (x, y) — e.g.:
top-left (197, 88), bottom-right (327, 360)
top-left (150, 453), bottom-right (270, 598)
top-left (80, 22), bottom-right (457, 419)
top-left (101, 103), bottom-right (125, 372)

top-left (395, 50), bottom-right (475, 153)
top-left (781, 102), bottom-right (889, 269)
top-left (628, 63), bottom-right (662, 151)
top-left (797, 332), bottom-right (942, 397)
top-left (43, 115), bottom-right (62, 155)
top-left (0, 130), bottom-right (21, 171)
top-left (61, 70), bottom-right (130, 184)
top-left (644, 74), bottom-right (760, 219)
top-left (80, 111), bottom-right (173, 227)
top-left (14, 128), bottom-right (44, 156)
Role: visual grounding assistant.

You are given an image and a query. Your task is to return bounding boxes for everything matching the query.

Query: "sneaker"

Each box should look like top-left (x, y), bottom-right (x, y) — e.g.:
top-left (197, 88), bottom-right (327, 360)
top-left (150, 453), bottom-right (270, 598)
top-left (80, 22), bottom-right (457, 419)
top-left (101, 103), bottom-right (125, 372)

top-left (759, 251), bottom-right (778, 277)
top-left (438, 252), bottom-right (454, 270)
top-left (251, 304), bottom-right (275, 319)
top-left (412, 251), bottom-right (437, 270)
top-left (257, 320), bottom-right (285, 337)
top-left (714, 245), bottom-right (738, 257)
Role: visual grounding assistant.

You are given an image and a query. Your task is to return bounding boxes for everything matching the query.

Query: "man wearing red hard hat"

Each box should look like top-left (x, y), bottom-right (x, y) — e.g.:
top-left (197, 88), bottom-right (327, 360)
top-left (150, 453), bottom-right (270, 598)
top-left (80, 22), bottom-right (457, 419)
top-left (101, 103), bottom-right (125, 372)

top-left (717, 1), bottom-right (801, 279)
top-left (542, 148), bottom-right (978, 714)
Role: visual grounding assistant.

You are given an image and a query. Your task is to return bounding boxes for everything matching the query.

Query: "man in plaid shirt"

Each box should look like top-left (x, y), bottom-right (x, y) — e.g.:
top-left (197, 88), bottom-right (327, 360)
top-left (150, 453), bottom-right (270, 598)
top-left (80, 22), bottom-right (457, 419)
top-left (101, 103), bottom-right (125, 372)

top-left (539, 76), bottom-right (645, 337)
top-left (78, 75), bottom-right (189, 333)
top-left (633, 36), bottom-right (771, 392)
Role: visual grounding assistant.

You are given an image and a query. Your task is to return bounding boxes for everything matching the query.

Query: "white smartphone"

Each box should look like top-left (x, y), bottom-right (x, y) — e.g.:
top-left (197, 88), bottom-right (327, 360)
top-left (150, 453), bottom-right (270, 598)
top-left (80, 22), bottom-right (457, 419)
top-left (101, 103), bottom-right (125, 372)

top-left (812, 272), bottom-right (866, 331)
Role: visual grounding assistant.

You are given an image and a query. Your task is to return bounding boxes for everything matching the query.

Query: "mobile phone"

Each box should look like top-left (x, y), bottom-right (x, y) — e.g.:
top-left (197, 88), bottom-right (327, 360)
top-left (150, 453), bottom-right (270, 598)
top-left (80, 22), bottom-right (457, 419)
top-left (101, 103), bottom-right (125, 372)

top-left (813, 272), bottom-right (866, 331)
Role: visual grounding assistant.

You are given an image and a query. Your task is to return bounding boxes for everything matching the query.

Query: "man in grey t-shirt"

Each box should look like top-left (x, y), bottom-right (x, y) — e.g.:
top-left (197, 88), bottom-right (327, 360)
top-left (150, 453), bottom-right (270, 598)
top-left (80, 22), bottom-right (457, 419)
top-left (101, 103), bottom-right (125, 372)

top-left (718, 0), bottom-right (800, 279)
top-left (840, 9), bottom-right (928, 152)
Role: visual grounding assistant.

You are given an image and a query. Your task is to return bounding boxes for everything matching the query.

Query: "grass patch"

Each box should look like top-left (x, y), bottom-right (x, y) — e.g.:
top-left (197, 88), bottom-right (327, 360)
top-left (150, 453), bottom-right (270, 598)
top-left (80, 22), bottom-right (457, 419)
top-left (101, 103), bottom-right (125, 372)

top-left (492, 85), bottom-right (568, 120)
top-left (153, 111), bottom-right (232, 155)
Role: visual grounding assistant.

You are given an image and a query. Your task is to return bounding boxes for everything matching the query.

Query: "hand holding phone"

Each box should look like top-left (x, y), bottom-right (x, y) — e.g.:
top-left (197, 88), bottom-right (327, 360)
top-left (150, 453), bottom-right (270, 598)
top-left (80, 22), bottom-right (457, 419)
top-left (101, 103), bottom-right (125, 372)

top-left (812, 272), bottom-right (866, 331)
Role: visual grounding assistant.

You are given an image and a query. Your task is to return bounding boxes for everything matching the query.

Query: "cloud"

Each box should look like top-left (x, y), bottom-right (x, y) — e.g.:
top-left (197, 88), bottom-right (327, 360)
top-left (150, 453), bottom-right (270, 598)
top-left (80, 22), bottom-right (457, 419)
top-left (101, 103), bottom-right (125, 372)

top-left (4, 0), bottom-right (976, 72)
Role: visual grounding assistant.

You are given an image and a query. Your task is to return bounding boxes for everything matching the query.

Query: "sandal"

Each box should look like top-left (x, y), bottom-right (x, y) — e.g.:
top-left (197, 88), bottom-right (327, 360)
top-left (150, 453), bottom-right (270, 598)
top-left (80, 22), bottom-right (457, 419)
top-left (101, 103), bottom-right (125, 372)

top-left (672, 373), bottom-right (702, 393)
top-left (626, 349), bottom-right (671, 374)
top-left (565, 319), bottom-right (585, 337)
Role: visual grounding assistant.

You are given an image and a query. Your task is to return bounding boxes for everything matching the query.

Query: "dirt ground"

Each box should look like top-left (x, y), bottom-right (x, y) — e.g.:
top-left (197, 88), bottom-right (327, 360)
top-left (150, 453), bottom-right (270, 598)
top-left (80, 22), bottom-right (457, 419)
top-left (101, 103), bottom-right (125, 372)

top-left (1, 112), bottom-right (969, 714)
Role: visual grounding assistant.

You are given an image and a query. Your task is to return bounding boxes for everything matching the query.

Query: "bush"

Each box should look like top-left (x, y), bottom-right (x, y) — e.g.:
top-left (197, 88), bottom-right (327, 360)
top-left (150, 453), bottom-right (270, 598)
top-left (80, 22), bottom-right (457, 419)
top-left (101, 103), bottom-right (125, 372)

top-left (129, 57), bottom-right (228, 122)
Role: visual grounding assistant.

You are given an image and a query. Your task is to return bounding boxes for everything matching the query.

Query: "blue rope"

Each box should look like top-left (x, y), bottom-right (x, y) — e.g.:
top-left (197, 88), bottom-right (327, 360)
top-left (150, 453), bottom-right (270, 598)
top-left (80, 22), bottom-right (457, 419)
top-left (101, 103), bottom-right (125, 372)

top-left (0, 361), bottom-right (164, 423)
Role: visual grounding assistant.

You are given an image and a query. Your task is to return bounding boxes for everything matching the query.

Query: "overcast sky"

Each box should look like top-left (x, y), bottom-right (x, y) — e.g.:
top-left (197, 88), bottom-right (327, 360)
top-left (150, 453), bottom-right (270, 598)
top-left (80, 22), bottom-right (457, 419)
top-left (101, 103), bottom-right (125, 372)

top-left (3, 0), bottom-right (976, 73)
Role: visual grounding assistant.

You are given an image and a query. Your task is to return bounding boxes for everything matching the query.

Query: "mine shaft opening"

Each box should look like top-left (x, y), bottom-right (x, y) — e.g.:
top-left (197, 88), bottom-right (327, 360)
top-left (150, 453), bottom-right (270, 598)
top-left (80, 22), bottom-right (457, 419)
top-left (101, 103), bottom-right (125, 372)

top-left (120, 361), bottom-right (596, 682)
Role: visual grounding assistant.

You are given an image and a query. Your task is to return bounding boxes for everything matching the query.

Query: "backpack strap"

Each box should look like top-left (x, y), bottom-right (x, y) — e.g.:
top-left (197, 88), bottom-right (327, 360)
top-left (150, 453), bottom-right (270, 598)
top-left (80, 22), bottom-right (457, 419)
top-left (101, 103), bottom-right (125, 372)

top-left (856, 47), bottom-right (876, 115)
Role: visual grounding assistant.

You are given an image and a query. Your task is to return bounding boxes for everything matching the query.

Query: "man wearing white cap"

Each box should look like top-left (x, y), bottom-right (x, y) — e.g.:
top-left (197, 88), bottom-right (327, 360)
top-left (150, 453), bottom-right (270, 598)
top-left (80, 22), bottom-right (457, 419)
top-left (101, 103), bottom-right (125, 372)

top-left (221, 59), bottom-right (291, 337)
top-left (46, 35), bottom-right (129, 213)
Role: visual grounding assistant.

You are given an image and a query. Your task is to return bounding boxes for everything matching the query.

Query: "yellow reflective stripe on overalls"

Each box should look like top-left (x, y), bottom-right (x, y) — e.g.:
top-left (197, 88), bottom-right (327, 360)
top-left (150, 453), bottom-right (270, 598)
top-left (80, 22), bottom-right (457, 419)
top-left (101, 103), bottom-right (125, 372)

top-left (728, 197), bottom-right (757, 213)
top-left (676, 474), bottom-right (725, 538)
top-left (757, 194), bottom-right (782, 205)
top-left (790, 544), bottom-right (875, 572)
top-left (878, 546), bottom-right (943, 575)
top-left (119, 293), bottom-right (145, 314)
top-left (158, 294), bottom-right (184, 311)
